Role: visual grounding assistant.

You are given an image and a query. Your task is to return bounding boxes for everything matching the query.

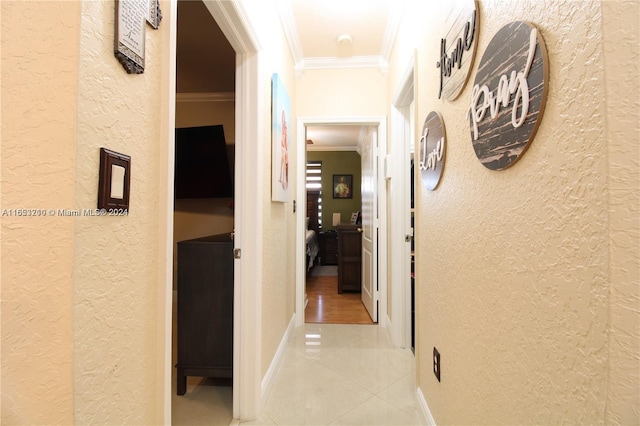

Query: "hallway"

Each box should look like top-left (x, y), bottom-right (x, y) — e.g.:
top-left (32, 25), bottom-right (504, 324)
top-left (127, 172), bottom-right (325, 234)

top-left (239, 323), bottom-right (424, 425)
top-left (174, 323), bottom-right (424, 425)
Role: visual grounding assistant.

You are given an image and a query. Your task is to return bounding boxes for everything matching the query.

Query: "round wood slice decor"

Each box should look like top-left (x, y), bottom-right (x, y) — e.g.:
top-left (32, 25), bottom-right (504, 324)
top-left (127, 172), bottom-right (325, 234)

top-left (468, 21), bottom-right (549, 171)
top-left (436, 0), bottom-right (479, 101)
top-left (418, 111), bottom-right (446, 191)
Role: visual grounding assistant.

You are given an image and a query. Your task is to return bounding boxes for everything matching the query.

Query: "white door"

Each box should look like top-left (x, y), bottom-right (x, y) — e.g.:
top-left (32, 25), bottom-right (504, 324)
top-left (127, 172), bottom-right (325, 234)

top-left (361, 127), bottom-right (378, 322)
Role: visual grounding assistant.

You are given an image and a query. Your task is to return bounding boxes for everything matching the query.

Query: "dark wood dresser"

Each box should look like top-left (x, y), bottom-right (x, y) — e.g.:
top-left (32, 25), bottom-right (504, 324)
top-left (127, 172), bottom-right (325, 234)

top-left (176, 233), bottom-right (233, 395)
top-left (336, 224), bottom-right (362, 293)
top-left (319, 231), bottom-right (338, 265)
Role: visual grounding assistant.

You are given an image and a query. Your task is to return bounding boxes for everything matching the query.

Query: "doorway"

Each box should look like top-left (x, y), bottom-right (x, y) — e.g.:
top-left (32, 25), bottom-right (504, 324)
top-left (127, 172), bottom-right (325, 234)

top-left (304, 140), bottom-right (368, 324)
top-left (295, 116), bottom-right (387, 329)
top-left (165, 0), bottom-right (262, 422)
top-left (388, 58), bottom-right (415, 350)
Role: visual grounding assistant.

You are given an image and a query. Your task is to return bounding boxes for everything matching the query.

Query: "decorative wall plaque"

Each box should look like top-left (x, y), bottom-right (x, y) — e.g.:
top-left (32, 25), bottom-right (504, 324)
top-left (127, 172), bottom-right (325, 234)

top-left (418, 111), bottom-right (446, 191)
top-left (436, 0), bottom-right (479, 101)
top-left (147, 0), bottom-right (162, 29)
top-left (115, 0), bottom-right (147, 74)
top-left (468, 21), bottom-right (549, 170)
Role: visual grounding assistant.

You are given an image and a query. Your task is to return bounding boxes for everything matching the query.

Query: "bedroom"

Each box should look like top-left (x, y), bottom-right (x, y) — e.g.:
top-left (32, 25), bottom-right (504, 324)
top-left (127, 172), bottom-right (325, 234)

top-left (304, 146), bottom-right (370, 324)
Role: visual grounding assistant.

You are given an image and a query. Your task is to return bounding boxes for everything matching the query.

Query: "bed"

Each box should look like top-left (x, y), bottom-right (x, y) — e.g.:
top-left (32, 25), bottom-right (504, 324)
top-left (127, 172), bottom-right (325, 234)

top-left (306, 228), bottom-right (319, 273)
top-left (306, 191), bottom-right (321, 273)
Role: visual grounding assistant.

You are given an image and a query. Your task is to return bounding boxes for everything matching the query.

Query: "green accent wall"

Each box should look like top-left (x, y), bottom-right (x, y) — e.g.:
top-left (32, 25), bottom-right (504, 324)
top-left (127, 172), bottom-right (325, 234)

top-left (307, 151), bottom-right (361, 230)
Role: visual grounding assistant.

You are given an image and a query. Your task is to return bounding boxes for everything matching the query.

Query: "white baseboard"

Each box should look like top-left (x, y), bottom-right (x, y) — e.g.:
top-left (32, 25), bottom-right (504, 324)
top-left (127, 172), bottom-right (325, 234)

top-left (416, 386), bottom-right (437, 426)
top-left (261, 314), bottom-right (296, 405)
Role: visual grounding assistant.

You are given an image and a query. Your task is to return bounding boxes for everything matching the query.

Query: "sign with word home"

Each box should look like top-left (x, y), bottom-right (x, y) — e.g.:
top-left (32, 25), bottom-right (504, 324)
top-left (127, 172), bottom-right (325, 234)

top-left (436, 0), bottom-right (479, 101)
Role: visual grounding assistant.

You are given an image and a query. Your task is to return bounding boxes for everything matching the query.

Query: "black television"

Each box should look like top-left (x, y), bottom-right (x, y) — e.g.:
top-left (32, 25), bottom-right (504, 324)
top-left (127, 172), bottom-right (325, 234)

top-left (174, 125), bottom-right (233, 198)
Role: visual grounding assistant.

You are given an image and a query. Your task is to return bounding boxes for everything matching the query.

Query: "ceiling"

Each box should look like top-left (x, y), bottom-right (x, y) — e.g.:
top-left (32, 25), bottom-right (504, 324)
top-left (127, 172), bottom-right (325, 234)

top-left (177, 0), bottom-right (401, 150)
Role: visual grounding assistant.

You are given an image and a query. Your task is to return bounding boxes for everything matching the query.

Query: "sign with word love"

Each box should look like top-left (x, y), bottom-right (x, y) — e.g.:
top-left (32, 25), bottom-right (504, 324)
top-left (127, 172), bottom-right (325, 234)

top-left (419, 111), bottom-right (446, 191)
top-left (468, 21), bottom-right (549, 170)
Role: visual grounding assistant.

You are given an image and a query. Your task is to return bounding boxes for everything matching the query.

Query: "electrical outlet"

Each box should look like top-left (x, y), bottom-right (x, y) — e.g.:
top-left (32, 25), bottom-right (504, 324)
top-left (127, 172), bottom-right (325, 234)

top-left (433, 347), bottom-right (441, 382)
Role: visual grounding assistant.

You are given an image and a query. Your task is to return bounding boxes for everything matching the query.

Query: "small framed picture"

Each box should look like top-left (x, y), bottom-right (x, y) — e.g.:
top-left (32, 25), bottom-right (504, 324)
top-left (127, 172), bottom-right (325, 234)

top-left (333, 174), bottom-right (353, 199)
top-left (350, 212), bottom-right (359, 224)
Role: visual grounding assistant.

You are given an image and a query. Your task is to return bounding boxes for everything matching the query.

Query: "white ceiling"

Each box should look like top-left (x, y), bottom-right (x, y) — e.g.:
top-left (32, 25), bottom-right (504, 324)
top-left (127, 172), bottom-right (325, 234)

top-left (280, 0), bottom-right (402, 73)
top-left (177, 0), bottom-right (402, 150)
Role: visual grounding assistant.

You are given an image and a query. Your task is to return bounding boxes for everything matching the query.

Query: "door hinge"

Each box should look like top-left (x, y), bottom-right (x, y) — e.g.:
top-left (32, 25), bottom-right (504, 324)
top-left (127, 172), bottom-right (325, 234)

top-left (234, 248), bottom-right (241, 259)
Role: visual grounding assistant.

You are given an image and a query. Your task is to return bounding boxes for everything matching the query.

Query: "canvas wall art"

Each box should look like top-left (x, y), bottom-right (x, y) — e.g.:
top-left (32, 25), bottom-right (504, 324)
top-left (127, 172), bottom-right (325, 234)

top-left (271, 74), bottom-right (291, 202)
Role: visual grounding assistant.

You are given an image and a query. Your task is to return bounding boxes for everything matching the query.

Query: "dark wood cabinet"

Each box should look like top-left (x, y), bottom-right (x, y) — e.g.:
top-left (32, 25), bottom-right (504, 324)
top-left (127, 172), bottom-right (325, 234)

top-left (337, 224), bottom-right (362, 293)
top-left (176, 233), bottom-right (233, 395)
top-left (319, 231), bottom-right (338, 265)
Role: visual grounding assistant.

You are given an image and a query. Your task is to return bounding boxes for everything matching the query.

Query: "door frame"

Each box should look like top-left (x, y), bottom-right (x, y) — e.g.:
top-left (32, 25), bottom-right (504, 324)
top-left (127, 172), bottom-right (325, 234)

top-left (389, 57), bottom-right (415, 348)
top-left (204, 1), bottom-right (263, 420)
top-left (163, 1), bottom-right (264, 421)
top-left (295, 116), bottom-right (387, 328)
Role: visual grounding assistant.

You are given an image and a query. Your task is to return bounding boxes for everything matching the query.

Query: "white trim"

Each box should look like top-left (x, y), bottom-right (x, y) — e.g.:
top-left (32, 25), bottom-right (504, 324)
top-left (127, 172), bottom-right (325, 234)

top-left (379, 0), bottom-right (406, 64)
top-left (307, 145), bottom-right (359, 152)
top-left (416, 386), bottom-right (437, 426)
top-left (161, 1), bottom-right (178, 423)
top-left (203, 1), bottom-right (263, 421)
top-left (389, 56), bottom-right (415, 349)
top-left (302, 55), bottom-right (386, 72)
top-left (261, 314), bottom-right (295, 403)
top-left (175, 92), bottom-right (235, 103)
top-left (296, 116), bottom-right (387, 328)
top-left (276, 0), bottom-right (304, 66)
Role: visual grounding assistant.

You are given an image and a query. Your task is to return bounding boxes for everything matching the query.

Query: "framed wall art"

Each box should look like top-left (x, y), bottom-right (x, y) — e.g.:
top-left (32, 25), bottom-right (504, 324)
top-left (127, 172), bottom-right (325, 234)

top-left (271, 74), bottom-right (291, 202)
top-left (333, 175), bottom-right (353, 199)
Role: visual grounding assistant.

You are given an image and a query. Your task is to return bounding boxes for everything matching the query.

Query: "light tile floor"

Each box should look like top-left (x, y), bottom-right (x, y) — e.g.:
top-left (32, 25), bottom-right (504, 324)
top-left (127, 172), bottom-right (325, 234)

top-left (240, 323), bottom-right (426, 426)
top-left (173, 322), bottom-right (426, 426)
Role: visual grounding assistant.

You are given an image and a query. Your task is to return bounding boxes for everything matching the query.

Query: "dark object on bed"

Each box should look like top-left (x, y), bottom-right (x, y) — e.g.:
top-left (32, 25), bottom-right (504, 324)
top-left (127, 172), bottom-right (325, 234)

top-left (306, 191), bottom-right (321, 273)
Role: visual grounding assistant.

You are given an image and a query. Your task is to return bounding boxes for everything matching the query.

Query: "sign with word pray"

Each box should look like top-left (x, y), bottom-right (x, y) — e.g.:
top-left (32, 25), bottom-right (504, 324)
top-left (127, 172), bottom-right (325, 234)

top-left (468, 21), bottom-right (549, 170)
top-left (436, 0), bottom-right (479, 101)
top-left (419, 111), bottom-right (446, 191)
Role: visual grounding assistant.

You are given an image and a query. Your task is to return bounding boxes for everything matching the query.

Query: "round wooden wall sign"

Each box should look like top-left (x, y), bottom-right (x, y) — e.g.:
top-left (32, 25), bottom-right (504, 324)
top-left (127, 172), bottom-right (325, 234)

top-left (468, 21), bottom-right (549, 170)
top-left (418, 111), bottom-right (446, 191)
top-left (436, 0), bottom-right (479, 101)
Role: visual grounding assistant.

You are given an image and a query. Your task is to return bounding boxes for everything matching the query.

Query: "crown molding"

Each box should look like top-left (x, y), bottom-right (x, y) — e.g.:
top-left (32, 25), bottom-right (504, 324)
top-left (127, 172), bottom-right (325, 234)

top-left (379, 0), bottom-right (406, 63)
top-left (277, 0), bottom-right (304, 65)
top-left (299, 56), bottom-right (388, 76)
top-left (306, 145), bottom-right (359, 152)
top-left (176, 92), bottom-right (235, 103)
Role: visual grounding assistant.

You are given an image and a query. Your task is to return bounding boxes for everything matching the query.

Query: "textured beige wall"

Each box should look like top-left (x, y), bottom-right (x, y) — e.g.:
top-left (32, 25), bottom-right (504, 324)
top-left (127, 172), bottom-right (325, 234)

top-left (72, 0), bottom-right (167, 423)
top-left (602, 1), bottom-right (640, 423)
top-left (241, 0), bottom-right (299, 378)
top-left (386, 0), bottom-right (639, 423)
top-left (1, 2), bottom-right (80, 423)
top-left (297, 67), bottom-right (387, 117)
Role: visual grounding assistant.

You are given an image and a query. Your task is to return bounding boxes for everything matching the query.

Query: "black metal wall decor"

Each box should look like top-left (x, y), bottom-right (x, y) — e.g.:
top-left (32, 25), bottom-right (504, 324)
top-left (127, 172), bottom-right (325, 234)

top-left (418, 111), bottom-right (446, 191)
top-left (436, 0), bottom-right (479, 101)
top-left (468, 21), bottom-right (549, 171)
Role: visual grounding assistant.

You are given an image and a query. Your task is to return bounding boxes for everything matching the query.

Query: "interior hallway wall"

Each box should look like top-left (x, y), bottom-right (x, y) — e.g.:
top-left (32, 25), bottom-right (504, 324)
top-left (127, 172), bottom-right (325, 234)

top-left (2, 0), bottom-right (174, 423)
top-left (297, 68), bottom-right (387, 117)
top-left (241, 0), bottom-right (299, 380)
top-left (385, 0), bottom-right (639, 423)
top-left (1, 2), bottom-right (80, 423)
top-left (73, 0), bottom-right (170, 422)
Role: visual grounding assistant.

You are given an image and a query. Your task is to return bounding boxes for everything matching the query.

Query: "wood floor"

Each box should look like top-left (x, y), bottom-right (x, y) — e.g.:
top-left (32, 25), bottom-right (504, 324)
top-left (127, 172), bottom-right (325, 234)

top-left (305, 271), bottom-right (374, 324)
